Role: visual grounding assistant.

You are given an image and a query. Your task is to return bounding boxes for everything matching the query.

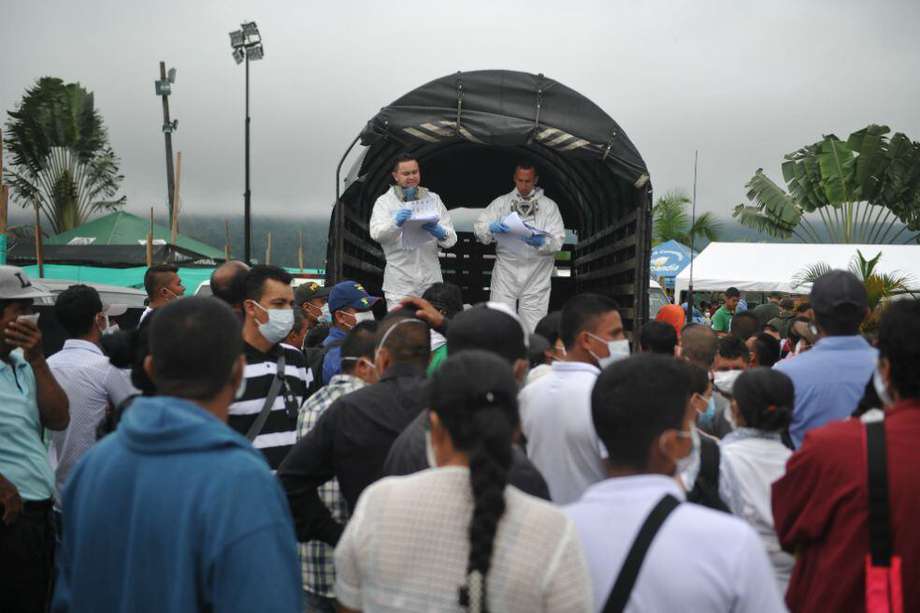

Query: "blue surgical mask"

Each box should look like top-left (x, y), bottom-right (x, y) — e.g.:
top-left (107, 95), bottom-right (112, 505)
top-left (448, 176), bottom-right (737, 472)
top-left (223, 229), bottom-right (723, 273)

top-left (402, 186), bottom-right (418, 201)
top-left (704, 395), bottom-right (716, 420)
top-left (250, 301), bottom-right (294, 345)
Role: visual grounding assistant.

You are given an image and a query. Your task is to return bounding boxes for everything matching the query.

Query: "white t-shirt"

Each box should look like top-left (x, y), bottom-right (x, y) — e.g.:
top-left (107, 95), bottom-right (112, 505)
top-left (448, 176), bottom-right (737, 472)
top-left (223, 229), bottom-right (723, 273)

top-left (565, 475), bottom-right (785, 613)
top-left (719, 428), bottom-right (795, 594)
top-left (519, 361), bottom-right (606, 504)
top-left (335, 466), bottom-right (592, 613)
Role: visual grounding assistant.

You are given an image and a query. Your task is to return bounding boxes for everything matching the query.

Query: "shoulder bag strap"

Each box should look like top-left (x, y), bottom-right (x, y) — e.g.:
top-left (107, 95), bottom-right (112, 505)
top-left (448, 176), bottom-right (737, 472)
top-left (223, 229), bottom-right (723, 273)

top-left (602, 494), bottom-right (681, 613)
top-left (866, 419), bottom-right (892, 566)
top-left (245, 353), bottom-right (286, 442)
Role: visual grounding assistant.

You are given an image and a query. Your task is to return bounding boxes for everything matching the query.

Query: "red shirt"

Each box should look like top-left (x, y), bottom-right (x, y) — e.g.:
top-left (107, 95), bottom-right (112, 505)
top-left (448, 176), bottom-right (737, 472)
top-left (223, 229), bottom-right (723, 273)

top-left (772, 399), bottom-right (920, 612)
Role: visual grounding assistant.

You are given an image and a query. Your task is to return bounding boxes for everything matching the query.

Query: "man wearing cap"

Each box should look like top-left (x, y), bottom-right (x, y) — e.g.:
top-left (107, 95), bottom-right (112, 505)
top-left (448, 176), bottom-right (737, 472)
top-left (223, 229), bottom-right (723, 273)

top-left (0, 266), bottom-right (69, 613)
top-left (295, 281), bottom-right (332, 331)
top-left (47, 285), bottom-right (136, 516)
top-left (474, 162), bottom-right (566, 333)
top-left (775, 270), bottom-right (876, 447)
top-left (369, 153), bottom-right (457, 309)
top-left (322, 281), bottom-right (379, 385)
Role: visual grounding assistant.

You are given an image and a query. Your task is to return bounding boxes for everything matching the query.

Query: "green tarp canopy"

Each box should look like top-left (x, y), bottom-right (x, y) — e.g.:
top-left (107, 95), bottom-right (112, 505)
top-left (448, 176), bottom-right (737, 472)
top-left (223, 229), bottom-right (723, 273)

top-left (46, 211), bottom-right (226, 260)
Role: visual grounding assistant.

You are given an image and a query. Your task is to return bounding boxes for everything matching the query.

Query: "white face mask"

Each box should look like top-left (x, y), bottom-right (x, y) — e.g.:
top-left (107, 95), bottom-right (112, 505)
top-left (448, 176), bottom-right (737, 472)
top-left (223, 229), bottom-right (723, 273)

top-left (354, 310), bottom-right (375, 324)
top-left (679, 428), bottom-right (702, 490)
top-left (587, 333), bottom-right (630, 369)
top-left (425, 428), bottom-right (438, 468)
top-left (250, 301), bottom-right (294, 345)
top-left (660, 429), bottom-right (695, 476)
top-left (873, 367), bottom-right (893, 407)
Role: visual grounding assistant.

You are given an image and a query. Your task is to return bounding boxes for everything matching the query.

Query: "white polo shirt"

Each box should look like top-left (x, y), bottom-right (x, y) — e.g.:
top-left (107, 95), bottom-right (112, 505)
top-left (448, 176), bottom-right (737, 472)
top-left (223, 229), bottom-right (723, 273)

top-left (564, 475), bottom-right (785, 613)
top-left (519, 361), bottom-right (606, 505)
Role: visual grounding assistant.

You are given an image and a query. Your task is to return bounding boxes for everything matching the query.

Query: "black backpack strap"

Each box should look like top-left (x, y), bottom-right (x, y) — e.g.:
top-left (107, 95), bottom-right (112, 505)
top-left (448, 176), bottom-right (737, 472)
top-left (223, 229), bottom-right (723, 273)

top-left (866, 419), bottom-right (892, 566)
top-left (245, 353), bottom-right (286, 442)
top-left (602, 494), bottom-right (680, 613)
top-left (700, 435), bottom-right (719, 487)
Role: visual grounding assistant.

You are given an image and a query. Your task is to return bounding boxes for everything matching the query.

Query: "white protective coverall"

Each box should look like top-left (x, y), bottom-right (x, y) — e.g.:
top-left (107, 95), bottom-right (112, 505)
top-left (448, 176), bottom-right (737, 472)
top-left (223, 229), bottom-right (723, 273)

top-left (473, 187), bottom-right (565, 333)
top-left (369, 185), bottom-right (457, 308)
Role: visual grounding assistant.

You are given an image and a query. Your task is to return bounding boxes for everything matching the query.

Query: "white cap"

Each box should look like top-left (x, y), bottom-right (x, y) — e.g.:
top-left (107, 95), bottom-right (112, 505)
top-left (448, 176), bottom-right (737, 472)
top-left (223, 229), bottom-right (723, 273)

top-left (0, 266), bottom-right (53, 300)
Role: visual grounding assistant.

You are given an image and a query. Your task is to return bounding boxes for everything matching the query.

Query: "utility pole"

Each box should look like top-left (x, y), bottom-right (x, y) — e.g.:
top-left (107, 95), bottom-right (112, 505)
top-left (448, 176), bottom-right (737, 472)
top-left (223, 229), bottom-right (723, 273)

top-left (155, 62), bottom-right (178, 229)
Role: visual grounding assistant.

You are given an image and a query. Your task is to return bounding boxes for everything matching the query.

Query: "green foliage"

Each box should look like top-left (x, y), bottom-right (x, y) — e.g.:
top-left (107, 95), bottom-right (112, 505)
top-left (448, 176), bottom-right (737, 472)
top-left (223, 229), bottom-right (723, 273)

top-left (793, 250), bottom-right (913, 309)
top-left (653, 189), bottom-right (722, 248)
top-left (4, 77), bottom-right (126, 233)
top-left (734, 125), bottom-right (920, 244)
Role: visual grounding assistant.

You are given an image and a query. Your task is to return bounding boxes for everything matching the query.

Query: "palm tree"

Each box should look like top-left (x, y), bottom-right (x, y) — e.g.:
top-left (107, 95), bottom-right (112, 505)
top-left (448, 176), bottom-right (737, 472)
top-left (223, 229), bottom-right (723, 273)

top-left (734, 125), bottom-right (920, 244)
top-left (792, 250), bottom-right (913, 310)
top-left (4, 77), bottom-right (125, 234)
top-left (652, 189), bottom-right (721, 248)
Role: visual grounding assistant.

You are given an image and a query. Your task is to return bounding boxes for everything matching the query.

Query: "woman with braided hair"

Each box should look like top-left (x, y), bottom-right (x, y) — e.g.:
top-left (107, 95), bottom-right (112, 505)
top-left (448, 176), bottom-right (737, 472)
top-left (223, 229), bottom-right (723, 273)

top-left (334, 350), bottom-right (591, 613)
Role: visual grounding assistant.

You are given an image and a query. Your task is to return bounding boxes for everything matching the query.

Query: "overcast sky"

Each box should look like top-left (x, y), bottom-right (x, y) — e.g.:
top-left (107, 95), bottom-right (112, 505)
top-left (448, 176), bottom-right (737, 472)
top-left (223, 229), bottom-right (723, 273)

top-left (2, 0), bottom-right (919, 224)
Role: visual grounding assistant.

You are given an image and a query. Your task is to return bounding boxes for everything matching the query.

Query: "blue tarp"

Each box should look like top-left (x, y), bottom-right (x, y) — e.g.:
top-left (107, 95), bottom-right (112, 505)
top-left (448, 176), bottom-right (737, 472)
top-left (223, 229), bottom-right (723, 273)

top-left (650, 240), bottom-right (695, 289)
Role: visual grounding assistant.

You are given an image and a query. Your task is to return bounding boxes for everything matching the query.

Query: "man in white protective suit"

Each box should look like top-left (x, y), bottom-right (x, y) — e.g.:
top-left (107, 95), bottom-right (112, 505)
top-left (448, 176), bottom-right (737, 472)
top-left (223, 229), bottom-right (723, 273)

top-left (369, 153), bottom-right (457, 309)
top-left (474, 162), bottom-right (565, 333)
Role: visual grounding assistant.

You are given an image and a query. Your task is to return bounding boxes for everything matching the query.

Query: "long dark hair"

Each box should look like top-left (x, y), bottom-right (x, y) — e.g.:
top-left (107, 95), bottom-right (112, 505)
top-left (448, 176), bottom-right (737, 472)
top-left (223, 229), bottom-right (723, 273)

top-left (427, 350), bottom-right (519, 613)
top-left (733, 367), bottom-right (794, 431)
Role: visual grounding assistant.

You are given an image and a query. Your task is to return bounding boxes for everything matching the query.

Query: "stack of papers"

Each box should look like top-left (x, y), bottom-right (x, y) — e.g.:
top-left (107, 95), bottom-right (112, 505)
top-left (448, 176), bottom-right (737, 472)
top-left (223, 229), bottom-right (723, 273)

top-left (399, 198), bottom-right (440, 249)
top-left (495, 212), bottom-right (549, 255)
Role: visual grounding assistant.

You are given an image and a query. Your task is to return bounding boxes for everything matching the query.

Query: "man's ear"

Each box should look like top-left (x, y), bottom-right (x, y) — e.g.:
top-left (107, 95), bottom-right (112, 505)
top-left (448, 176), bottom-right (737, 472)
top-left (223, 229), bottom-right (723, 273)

top-left (512, 358), bottom-right (529, 385)
top-left (229, 355), bottom-right (245, 393)
top-left (143, 355), bottom-right (156, 384)
top-left (375, 347), bottom-right (391, 377)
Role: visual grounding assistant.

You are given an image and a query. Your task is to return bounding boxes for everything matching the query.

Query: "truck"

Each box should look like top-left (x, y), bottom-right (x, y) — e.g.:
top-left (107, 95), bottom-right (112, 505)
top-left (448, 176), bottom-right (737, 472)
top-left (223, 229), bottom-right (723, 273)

top-left (325, 70), bottom-right (653, 332)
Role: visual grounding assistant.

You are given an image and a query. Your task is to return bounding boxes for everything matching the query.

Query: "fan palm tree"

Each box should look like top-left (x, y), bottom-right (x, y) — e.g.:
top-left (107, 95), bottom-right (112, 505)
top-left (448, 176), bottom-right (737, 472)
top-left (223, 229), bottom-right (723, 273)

top-left (792, 250), bottom-right (913, 309)
top-left (652, 189), bottom-right (721, 248)
top-left (734, 125), bottom-right (920, 244)
top-left (4, 77), bottom-right (126, 234)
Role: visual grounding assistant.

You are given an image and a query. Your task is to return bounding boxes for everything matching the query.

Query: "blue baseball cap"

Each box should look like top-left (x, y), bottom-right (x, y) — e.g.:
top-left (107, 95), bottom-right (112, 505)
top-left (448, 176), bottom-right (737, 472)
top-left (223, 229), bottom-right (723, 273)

top-left (328, 280), bottom-right (379, 313)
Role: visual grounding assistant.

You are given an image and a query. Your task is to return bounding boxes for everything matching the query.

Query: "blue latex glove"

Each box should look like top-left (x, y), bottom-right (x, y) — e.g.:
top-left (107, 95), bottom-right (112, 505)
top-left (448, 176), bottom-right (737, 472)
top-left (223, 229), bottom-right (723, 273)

top-left (394, 208), bottom-right (412, 227)
top-left (489, 221), bottom-right (510, 234)
top-left (524, 234), bottom-right (545, 248)
top-left (423, 222), bottom-right (448, 241)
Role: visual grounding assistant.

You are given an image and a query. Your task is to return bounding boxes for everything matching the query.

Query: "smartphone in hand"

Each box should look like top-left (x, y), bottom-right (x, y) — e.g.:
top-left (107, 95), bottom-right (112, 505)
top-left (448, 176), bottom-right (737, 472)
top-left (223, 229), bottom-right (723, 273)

top-left (16, 313), bottom-right (40, 325)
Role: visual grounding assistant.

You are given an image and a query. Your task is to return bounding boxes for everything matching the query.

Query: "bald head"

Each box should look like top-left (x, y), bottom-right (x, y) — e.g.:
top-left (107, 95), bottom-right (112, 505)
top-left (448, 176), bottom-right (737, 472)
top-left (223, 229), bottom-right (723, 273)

top-left (210, 260), bottom-right (251, 308)
top-left (681, 324), bottom-right (718, 369)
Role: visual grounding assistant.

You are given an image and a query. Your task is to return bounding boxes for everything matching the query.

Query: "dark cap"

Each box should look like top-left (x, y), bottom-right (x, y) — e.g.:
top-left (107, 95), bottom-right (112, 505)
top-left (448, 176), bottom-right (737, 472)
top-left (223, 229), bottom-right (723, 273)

top-left (328, 280), bottom-right (379, 313)
top-left (446, 302), bottom-right (528, 364)
top-left (294, 281), bottom-right (331, 306)
top-left (810, 270), bottom-right (868, 313)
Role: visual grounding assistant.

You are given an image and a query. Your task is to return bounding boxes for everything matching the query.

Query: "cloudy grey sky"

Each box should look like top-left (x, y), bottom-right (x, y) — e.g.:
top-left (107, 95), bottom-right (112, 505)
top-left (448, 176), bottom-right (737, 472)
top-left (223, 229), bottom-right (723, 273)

top-left (3, 0), bottom-right (919, 223)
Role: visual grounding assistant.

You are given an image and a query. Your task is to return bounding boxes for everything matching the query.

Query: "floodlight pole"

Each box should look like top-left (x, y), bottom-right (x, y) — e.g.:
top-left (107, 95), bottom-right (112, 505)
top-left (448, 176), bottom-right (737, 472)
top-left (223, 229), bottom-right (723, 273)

top-left (159, 61), bottom-right (176, 230)
top-left (244, 53), bottom-right (252, 264)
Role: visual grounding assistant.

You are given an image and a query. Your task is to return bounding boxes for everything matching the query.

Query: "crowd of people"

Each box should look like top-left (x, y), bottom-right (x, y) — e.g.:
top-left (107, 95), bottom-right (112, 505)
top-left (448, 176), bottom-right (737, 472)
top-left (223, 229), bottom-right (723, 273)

top-left (0, 159), bottom-right (918, 612)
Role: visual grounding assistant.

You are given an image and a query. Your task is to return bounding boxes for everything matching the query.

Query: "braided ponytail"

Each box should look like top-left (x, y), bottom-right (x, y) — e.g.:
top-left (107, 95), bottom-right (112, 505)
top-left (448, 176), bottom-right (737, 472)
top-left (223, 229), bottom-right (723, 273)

top-left (427, 351), bottom-right (519, 613)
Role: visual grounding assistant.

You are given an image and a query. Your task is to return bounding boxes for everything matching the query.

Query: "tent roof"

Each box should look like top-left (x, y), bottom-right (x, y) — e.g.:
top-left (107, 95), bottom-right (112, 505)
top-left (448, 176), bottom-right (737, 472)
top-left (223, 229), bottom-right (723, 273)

top-left (45, 211), bottom-right (225, 260)
top-left (9, 243), bottom-right (220, 267)
top-left (674, 242), bottom-right (920, 295)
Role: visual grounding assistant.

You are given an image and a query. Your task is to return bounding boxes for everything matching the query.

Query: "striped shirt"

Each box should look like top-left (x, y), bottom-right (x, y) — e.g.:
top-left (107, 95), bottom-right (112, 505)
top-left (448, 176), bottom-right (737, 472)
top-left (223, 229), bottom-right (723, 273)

top-left (297, 374), bottom-right (365, 599)
top-left (228, 343), bottom-right (312, 469)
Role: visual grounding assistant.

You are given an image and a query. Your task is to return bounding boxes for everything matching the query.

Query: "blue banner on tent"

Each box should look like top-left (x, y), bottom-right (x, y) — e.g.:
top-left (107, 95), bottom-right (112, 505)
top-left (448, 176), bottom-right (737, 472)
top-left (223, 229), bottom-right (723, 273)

top-left (650, 240), bottom-right (694, 289)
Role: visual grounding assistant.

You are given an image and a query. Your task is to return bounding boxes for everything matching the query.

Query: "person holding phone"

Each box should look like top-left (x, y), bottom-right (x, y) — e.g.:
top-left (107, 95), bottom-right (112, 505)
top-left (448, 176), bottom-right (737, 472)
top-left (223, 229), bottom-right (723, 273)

top-left (0, 265), bottom-right (69, 613)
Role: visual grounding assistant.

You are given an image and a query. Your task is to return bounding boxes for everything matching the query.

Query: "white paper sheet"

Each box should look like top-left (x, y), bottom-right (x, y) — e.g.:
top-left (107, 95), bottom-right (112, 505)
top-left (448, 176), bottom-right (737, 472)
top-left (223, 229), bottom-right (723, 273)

top-left (399, 197), bottom-right (441, 249)
top-left (494, 212), bottom-right (548, 255)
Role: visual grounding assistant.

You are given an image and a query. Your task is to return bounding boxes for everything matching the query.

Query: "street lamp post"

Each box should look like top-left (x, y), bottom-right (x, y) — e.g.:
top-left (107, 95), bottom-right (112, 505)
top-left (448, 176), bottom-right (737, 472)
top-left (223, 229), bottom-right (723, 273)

top-left (229, 21), bottom-right (264, 264)
top-left (154, 64), bottom-right (178, 229)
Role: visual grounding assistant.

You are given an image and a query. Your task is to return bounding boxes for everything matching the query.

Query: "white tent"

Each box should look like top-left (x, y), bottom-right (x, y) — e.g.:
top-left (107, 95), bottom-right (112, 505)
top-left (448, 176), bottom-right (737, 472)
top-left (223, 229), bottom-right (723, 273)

top-left (674, 242), bottom-right (920, 296)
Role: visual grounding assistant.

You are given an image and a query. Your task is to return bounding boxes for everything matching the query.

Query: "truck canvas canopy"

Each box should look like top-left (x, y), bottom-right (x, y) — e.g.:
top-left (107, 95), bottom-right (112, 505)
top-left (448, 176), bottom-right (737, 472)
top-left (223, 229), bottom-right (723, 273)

top-left (327, 69), bottom-right (653, 329)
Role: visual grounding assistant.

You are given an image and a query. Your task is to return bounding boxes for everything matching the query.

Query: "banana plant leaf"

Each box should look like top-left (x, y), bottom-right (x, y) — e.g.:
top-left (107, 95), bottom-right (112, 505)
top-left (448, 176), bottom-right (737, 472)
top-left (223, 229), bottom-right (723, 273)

top-left (817, 137), bottom-right (857, 204)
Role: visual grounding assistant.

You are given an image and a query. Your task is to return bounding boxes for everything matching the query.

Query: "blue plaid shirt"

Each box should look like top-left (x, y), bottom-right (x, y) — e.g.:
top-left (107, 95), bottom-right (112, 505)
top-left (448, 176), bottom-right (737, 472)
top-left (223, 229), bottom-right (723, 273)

top-left (296, 373), bottom-right (366, 598)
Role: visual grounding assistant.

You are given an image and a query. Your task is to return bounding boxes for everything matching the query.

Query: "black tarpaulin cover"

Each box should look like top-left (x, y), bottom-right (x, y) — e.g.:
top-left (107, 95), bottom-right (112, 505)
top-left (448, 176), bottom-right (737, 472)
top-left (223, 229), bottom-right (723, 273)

top-left (360, 70), bottom-right (649, 186)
